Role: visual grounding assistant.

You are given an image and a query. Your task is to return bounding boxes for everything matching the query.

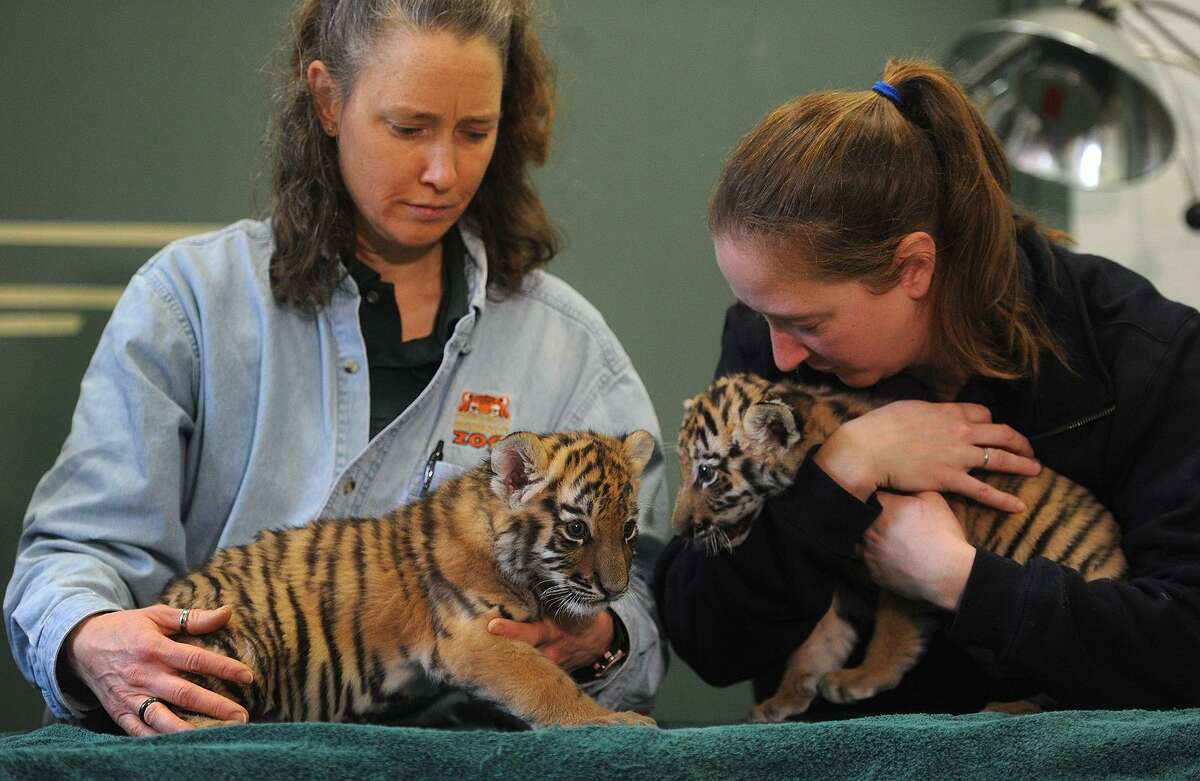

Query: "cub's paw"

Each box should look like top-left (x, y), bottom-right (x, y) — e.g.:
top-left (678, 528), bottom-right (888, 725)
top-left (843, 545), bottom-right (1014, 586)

top-left (981, 699), bottom-right (1044, 716)
top-left (819, 667), bottom-right (896, 704)
top-left (184, 715), bottom-right (246, 729)
top-left (749, 693), bottom-right (813, 723)
top-left (596, 710), bottom-right (657, 727)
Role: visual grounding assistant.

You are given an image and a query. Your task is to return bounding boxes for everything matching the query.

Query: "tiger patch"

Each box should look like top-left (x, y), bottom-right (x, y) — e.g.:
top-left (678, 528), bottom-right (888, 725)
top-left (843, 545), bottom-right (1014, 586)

top-left (453, 390), bottom-right (512, 449)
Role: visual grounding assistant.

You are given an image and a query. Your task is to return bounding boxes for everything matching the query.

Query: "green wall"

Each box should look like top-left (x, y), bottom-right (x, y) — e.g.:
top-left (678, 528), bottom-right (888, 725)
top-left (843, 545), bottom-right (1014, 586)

top-left (0, 1), bottom-right (1001, 732)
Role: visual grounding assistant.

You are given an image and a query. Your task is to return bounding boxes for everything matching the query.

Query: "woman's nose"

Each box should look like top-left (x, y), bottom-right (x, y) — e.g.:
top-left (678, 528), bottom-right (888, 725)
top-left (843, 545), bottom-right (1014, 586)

top-left (769, 326), bottom-right (811, 372)
top-left (420, 142), bottom-right (458, 191)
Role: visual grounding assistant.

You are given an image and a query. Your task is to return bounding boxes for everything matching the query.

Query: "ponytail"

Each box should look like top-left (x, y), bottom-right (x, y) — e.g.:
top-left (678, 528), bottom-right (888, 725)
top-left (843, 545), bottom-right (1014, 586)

top-left (709, 58), bottom-right (1066, 380)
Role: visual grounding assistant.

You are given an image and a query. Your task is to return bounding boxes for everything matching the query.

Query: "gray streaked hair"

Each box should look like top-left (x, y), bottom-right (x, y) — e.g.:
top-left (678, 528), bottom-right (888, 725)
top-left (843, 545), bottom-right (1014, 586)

top-left (268, 0), bottom-right (558, 312)
top-left (318, 0), bottom-right (518, 95)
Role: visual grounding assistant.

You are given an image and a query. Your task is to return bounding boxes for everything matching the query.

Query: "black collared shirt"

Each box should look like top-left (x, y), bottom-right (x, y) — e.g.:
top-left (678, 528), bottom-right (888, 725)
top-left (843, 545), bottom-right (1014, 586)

top-left (349, 228), bottom-right (469, 439)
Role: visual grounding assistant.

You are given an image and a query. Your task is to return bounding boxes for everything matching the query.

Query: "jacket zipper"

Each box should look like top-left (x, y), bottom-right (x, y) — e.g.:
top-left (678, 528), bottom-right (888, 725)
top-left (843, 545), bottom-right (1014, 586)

top-left (1029, 404), bottom-right (1117, 443)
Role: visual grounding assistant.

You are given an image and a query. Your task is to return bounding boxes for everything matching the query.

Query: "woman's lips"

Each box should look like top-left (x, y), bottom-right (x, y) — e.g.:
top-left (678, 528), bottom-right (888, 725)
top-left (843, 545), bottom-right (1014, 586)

top-left (405, 202), bottom-right (456, 220)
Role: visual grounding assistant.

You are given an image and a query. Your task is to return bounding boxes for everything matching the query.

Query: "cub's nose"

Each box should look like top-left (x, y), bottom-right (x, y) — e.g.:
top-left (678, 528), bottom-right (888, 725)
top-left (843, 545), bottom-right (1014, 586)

top-left (593, 576), bottom-right (626, 600)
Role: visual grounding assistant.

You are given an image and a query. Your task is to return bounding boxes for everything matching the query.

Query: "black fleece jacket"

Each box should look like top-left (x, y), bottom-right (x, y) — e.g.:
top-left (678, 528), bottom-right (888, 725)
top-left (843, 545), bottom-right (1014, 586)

top-left (655, 226), bottom-right (1200, 715)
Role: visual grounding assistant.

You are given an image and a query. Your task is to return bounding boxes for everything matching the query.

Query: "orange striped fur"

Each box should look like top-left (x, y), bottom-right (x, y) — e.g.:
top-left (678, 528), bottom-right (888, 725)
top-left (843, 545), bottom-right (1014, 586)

top-left (672, 373), bottom-right (1125, 719)
top-left (160, 429), bottom-right (657, 728)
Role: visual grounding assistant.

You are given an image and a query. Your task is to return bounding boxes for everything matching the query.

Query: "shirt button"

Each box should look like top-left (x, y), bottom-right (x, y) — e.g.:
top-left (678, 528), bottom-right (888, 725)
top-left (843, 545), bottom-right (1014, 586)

top-left (365, 290), bottom-right (380, 304)
top-left (342, 479), bottom-right (356, 494)
top-left (343, 359), bottom-right (360, 374)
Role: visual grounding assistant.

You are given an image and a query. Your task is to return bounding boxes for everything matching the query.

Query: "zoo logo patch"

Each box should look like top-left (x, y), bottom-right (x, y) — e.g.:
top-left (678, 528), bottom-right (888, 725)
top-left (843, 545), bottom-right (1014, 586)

top-left (452, 390), bottom-right (512, 449)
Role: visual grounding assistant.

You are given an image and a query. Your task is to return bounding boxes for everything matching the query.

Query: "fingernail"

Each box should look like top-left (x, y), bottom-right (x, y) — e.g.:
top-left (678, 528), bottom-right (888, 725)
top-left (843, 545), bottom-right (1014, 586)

top-left (234, 712), bottom-right (248, 723)
top-left (238, 670), bottom-right (254, 684)
top-left (487, 619), bottom-right (500, 633)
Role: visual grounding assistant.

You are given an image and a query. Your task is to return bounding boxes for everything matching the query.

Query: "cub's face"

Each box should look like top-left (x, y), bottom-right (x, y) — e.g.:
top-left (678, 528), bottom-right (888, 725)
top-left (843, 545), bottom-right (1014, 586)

top-left (672, 377), bottom-right (805, 554)
top-left (490, 430), bottom-right (656, 619)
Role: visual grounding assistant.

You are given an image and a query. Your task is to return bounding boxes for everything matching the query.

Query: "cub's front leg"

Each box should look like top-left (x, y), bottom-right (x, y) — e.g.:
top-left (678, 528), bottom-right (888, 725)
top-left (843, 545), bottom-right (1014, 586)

top-left (819, 591), bottom-right (934, 704)
top-left (437, 615), bottom-right (655, 728)
top-left (750, 593), bottom-right (858, 723)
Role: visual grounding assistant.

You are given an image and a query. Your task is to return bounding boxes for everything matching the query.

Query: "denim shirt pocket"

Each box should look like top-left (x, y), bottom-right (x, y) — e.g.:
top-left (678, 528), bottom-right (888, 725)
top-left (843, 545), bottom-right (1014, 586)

top-left (403, 460), bottom-right (470, 504)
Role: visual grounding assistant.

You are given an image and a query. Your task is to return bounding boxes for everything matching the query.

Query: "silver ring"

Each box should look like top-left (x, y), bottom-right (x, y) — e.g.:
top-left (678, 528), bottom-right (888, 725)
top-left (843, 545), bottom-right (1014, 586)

top-left (179, 607), bottom-right (191, 635)
top-left (982, 447), bottom-right (991, 468)
top-left (138, 696), bottom-right (163, 723)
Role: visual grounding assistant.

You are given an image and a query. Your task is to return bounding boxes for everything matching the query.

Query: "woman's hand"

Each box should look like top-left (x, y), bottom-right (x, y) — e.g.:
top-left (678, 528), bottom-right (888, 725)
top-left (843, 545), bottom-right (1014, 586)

top-left (487, 610), bottom-right (614, 673)
top-left (813, 399), bottom-right (1040, 512)
top-left (864, 491), bottom-right (976, 611)
top-left (63, 605), bottom-right (254, 736)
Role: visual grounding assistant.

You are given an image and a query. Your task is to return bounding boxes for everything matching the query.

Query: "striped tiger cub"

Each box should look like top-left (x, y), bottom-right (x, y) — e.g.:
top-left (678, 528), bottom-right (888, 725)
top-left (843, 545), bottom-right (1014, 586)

top-left (672, 373), bottom-right (1125, 721)
top-left (160, 430), bottom-right (658, 728)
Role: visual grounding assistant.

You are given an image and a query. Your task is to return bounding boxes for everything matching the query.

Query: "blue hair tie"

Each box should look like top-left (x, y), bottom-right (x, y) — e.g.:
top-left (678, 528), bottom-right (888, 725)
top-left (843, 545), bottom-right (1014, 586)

top-left (872, 80), bottom-right (903, 107)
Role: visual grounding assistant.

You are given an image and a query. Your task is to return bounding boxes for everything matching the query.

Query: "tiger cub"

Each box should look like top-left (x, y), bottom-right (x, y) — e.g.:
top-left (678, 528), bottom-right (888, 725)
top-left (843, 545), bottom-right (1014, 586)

top-left (160, 430), bottom-right (658, 728)
top-left (672, 373), bottom-right (1125, 721)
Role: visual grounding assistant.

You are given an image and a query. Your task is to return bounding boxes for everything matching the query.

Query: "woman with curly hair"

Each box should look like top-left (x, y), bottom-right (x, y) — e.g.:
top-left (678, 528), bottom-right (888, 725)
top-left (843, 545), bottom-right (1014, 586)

top-left (7, 0), bottom-right (666, 735)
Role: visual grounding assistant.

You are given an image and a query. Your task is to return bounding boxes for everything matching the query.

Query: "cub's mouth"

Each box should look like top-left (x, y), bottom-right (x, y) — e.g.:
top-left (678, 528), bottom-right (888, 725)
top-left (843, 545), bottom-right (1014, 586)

top-left (688, 513), bottom-right (756, 550)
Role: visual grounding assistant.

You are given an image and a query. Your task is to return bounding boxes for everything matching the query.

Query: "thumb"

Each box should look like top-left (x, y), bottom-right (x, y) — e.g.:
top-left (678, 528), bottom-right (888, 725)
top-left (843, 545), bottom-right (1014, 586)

top-left (915, 490), bottom-right (950, 509)
top-left (488, 618), bottom-right (542, 646)
top-left (875, 490), bottom-right (902, 511)
top-left (148, 604), bottom-right (233, 636)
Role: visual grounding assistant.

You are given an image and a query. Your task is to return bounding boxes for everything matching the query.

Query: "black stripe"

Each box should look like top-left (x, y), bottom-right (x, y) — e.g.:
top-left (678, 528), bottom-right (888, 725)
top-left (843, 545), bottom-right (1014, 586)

top-left (264, 533), bottom-right (292, 713)
top-left (1026, 483), bottom-right (1085, 561)
top-left (306, 519), bottom-right (326, 570)
top-left (699, 404), bottom-right (719, 437)
top-left (320, 521), bottom-right (348, 715)
top-left (393, 511), bottom-right (417, 602)
top-left (414, 502), bottom-right (451, 639)
top-left (521, 516), bottom-right (541, 569)
top-left (1079, 540), bottom-right (1120, 577)
top-left (351, 520), bottom-right (369, 699)
top-left (420, 504), bottom-right (476, 620)
top-left (200, 572), bottom-right (224, 605)
top-left (989, 481), bottom-right (1053, 556)
top-left (365, 651), bottom-right (386, 703)
top-left (1058, 504), bottom-right (1110, 568)
top-left (286, 584), bottom-right (311, 721)
top-left (825, 398), bottom-right (853, 423)
top-left (730, 382), bottom-right (752, 413)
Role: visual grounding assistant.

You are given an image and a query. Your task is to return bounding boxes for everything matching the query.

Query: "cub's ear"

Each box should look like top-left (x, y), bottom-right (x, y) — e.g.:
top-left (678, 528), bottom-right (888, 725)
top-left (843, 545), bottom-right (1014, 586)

top-left (489, 432), bottom-right (550, 507)
top-left (622, 430), bottom-right (657, 476)
top-left (742, 401), bottom-right (800, 449)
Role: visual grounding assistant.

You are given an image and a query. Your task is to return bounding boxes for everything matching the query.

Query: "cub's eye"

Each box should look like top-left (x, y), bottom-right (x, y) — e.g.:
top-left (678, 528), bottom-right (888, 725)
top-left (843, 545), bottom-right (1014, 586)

top-left (564, 520), bottom-right (588, 541)
top-left (623, 519), bottom-right (639, 542)
top-left (696, 464), bottom-right (718, 487)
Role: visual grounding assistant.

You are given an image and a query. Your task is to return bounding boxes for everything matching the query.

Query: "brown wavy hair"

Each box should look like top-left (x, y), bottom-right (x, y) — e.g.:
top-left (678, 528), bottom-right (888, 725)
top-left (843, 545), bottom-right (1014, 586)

top-left (708, 59), bottom-right (1066, 381)
top-left (268, 0), bottom-right (560, 312)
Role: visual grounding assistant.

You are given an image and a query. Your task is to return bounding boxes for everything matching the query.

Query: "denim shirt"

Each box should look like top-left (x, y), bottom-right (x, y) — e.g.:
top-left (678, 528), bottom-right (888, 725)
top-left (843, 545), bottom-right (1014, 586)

top-left (5, 220), bottom-right (668, 720)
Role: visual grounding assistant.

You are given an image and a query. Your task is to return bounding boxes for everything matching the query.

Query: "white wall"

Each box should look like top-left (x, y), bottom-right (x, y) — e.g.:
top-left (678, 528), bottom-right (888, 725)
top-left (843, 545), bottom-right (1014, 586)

top-left (1070, 4), bottom-right (1200, 307)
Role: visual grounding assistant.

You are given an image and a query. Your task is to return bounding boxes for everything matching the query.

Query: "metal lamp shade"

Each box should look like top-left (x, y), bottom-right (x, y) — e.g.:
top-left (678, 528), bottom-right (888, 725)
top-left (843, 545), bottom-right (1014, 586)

top-left (947, 7), bottom-right (1176, 190)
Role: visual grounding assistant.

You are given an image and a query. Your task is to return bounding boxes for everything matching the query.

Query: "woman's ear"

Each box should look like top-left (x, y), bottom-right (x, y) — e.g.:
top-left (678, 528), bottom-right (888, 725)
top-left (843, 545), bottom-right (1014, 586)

top-left (894, 231), bottom-right (937, 300)
top-left (306, 60), bottom-right (341, 135)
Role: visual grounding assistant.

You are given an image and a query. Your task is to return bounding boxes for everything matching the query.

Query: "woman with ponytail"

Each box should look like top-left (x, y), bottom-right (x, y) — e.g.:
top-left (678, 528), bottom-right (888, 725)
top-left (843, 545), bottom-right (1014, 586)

top-left (6, 0), bottom-right (667, 735)
top-left (658, 59), bottom-right (1200, 714)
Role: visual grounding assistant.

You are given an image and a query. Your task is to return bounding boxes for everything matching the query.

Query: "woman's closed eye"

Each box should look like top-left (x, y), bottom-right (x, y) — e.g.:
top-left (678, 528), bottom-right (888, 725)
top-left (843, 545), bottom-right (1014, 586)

top-left (459, 126), bottom-right (494, 142)
top-left (387, 122), bottom-right (425, 138)
top-left (762, 311), bottom-right (826, 336)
